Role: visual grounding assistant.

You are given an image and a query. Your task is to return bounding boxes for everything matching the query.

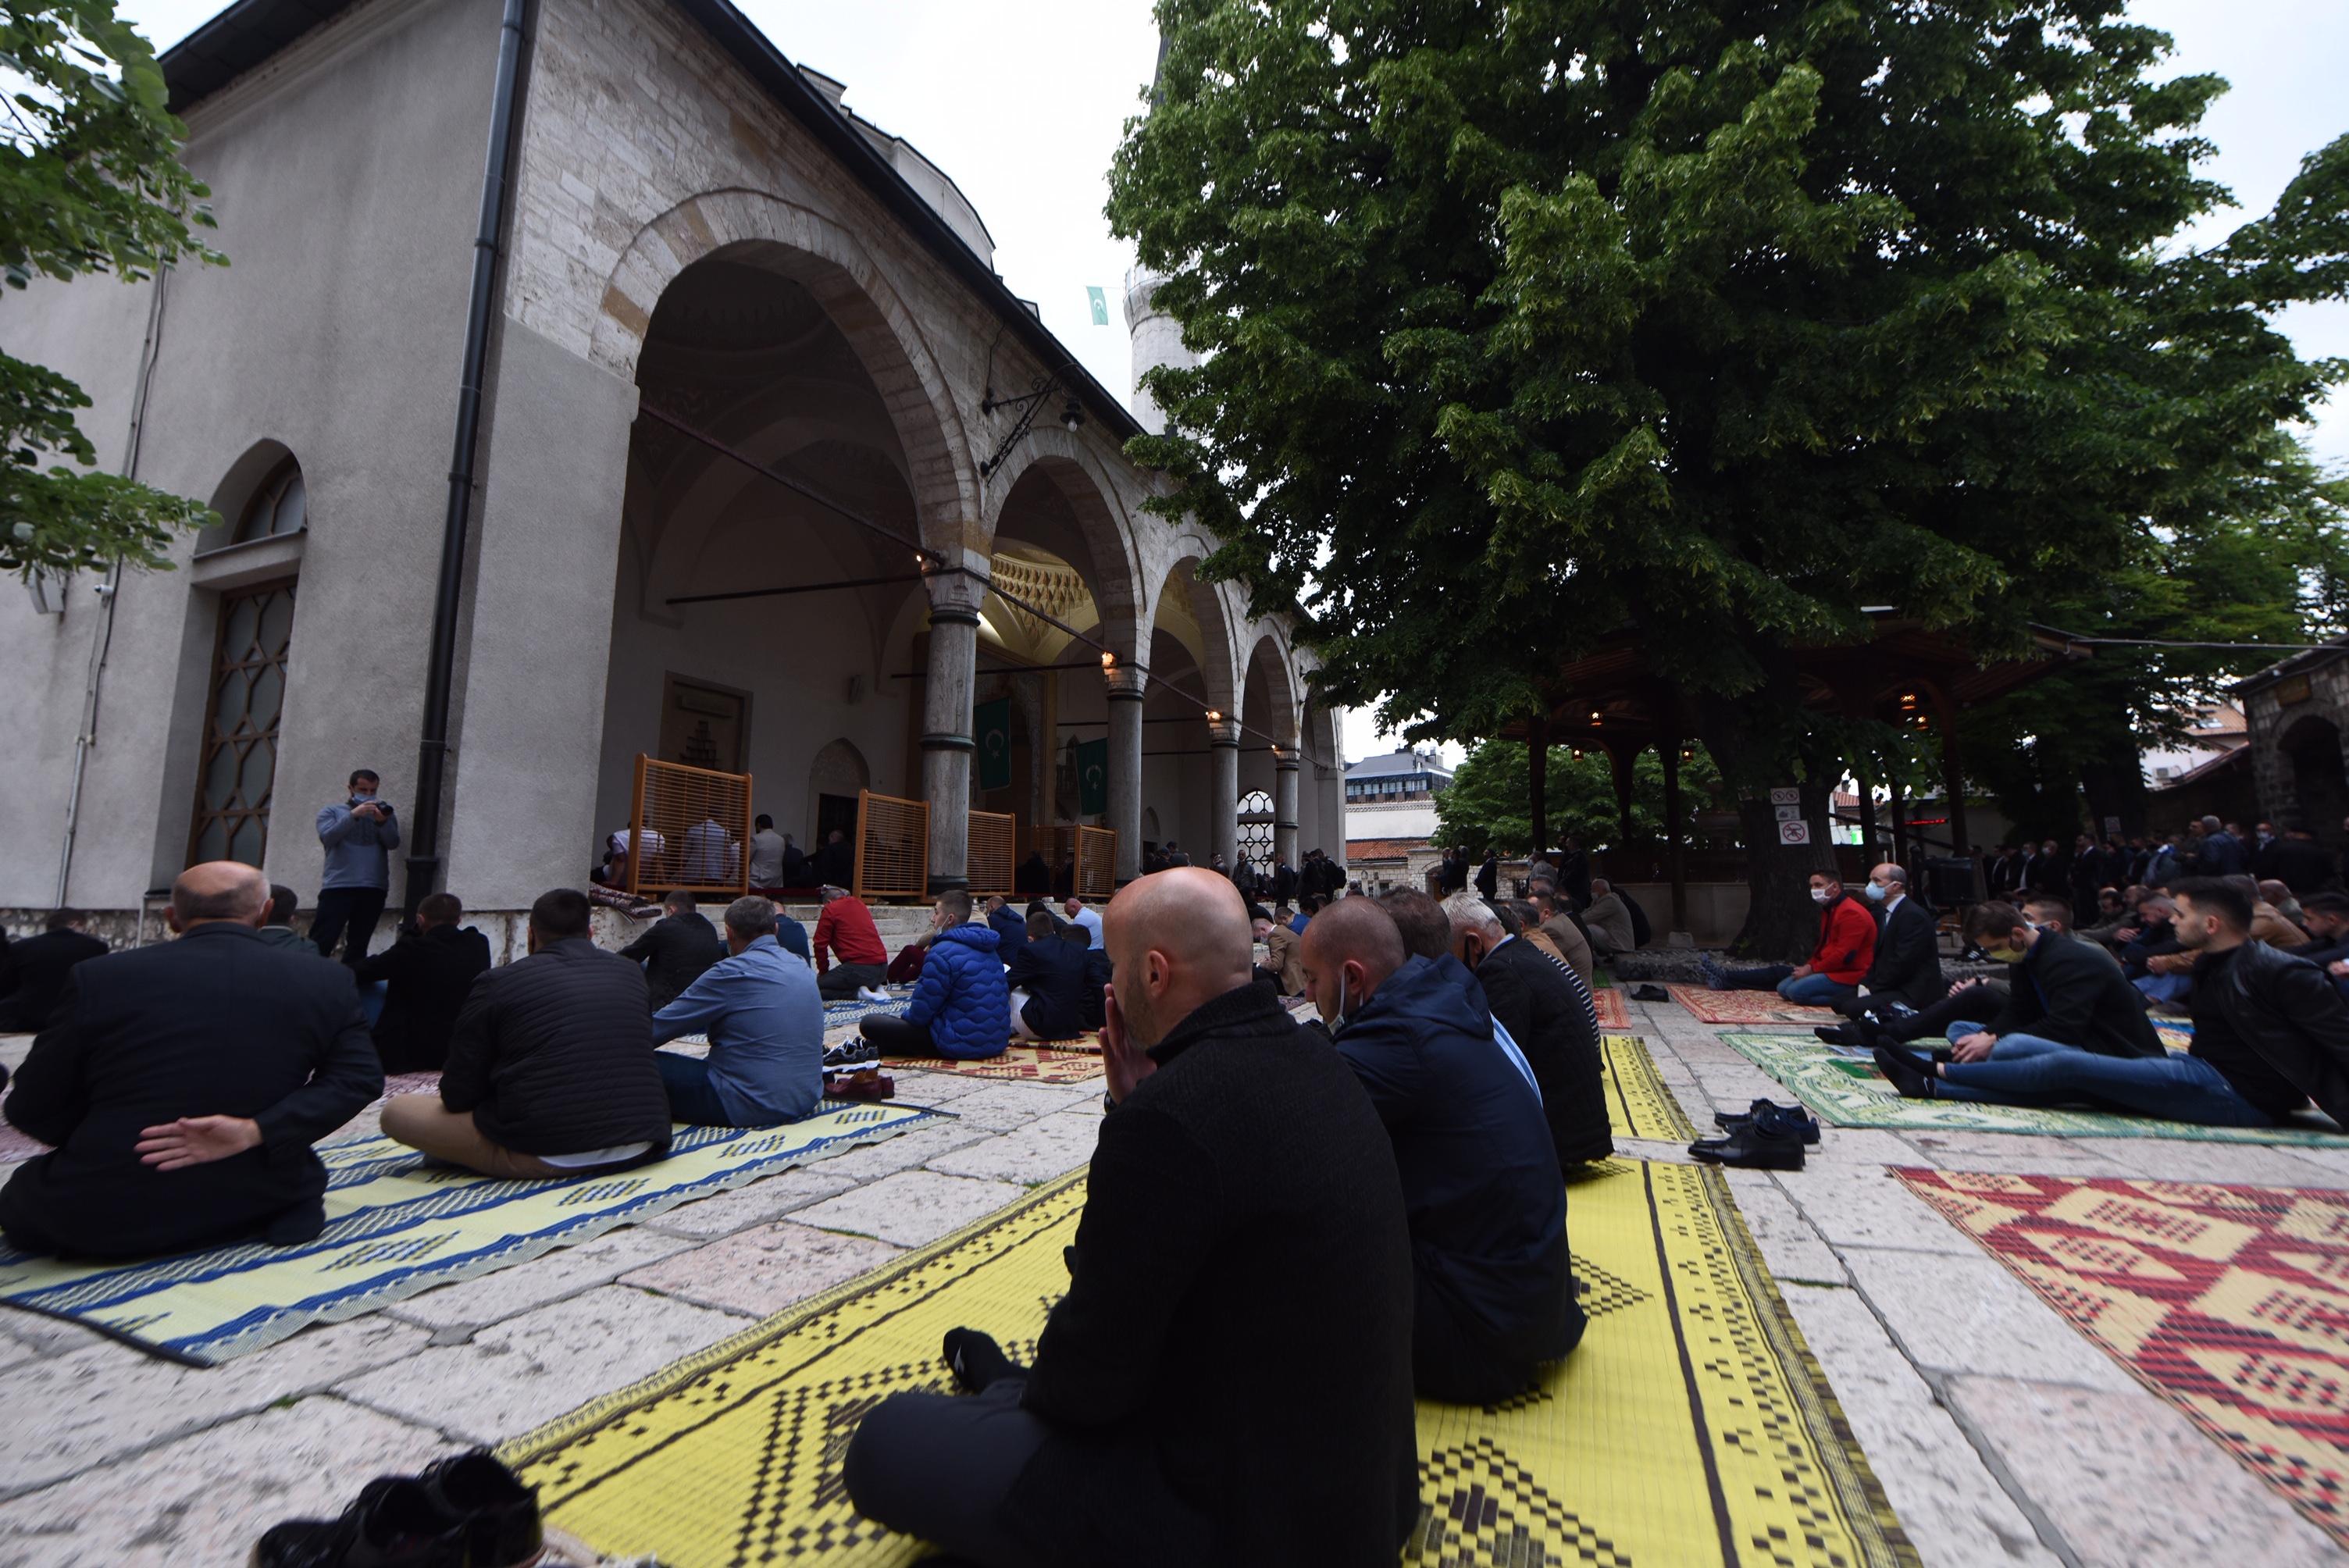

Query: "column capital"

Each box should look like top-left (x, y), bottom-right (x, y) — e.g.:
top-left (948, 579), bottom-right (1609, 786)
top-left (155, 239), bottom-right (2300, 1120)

top-left (1106, 666), bottom-right (1148, 702)
top-left (922, 563), bottom-right (986, 622)
top-left (1207, 718), bottom-right (1242, 749)
top-left (1272, 747), bottom-right (1299, 772)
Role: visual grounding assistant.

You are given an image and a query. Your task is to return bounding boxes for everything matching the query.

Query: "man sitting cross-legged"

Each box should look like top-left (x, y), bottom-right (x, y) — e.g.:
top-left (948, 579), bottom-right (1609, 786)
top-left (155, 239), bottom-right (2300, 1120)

top-left (1378, 889), bottom-right (1545, 1103)
top-left (1003, 908), bottom-right (1092, 1042)
top-left (811, 885), bottom-right (889, 1000)
top-left (0, 863), bottom-right (382, 1258)
top-left (843, 868), bottom-right (1420, 1566)
top-left (617, 889), bottom-right (727, 1012)
top-left (0, 908), bottom-right (109, 1032)
top-left (352, 891), bottom-right (493, 1072)
top-left (1927, 900), bottom-right (2164, 1066)
top-left (650, 896), bottom-right (823, 1126)
top-left (1874, 878), bottom-right (2340, 1130)
top-left (381, 889), bottom-right (671, 1178)
top-left (854, 892), bottom-right (1009, 1062)
top-left (1444, 891), bottom-right (1613, 1169)
top-left (1700, 871), bottom-right (1875, 1007)
top-left (1831, 863), bottom-right (1944, 1026)
top-left (1304, 896), bottom-right (1583, 1404)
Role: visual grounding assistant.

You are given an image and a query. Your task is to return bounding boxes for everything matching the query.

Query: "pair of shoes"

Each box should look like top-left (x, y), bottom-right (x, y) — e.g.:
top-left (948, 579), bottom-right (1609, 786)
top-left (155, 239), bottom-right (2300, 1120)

top-left (1872, 1044), bottom-right (1939, 1099)
top-left (822, 1038), bottom-right (880, 1071)
top-left (252, 1451), bottom-right (540, 1567)
top-left (829, 1067), bottom-right (895, 1102)
top-left (856, 985), bottom-right (892, 1004)
top-left (1713, 1098), bottom-right (1820, 1144)
top-left (1688, 1114), bottom-right (1808, 1170)
top-left (1695, 953), bottom-right (1728, 991)
top-left (1630, 983), bottom-right (1670, 1002)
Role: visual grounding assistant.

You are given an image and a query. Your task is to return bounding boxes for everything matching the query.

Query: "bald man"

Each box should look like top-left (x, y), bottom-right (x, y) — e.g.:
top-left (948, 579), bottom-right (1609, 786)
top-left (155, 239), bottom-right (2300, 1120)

top-left (1303, 896), bottom-right (1583, 1404)
top-left (846, 868), bottom-right (1420, 1566)
top-left (1, 862), bottom-right (381, 1257)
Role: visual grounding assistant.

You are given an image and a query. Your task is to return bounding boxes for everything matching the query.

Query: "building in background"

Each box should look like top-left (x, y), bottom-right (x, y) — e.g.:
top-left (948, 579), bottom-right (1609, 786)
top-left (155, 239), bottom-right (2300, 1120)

top-left (1342, 749), bottom-right (1453, 891)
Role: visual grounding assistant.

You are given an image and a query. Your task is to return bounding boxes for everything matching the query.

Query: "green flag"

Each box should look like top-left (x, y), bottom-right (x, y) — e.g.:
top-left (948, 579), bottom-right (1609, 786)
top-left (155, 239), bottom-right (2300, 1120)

top-left (1077, 736), bottom-right (1109, 815)
top-left (975, 698), bottom-right (1013, 791)
top-left (1086, 286), bottom-right (1108, 326)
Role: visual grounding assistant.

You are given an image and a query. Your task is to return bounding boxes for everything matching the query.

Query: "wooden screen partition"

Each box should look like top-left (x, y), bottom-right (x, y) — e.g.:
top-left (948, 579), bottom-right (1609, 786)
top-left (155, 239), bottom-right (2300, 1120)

top-left (967, 809), bottom-right (1015, 898)
top-left (1075, 825), bottom-right (1116, 898)
top-left (627, 755), bottom-right (754, 897)
top-left (854, 788), bottom-right (930, 902)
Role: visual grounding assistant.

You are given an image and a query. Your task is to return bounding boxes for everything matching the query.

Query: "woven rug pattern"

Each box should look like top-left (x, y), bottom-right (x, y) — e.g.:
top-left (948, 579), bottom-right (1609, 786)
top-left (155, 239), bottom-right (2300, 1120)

top-left (909, 1044), bottom-right (1106, 1085)
top-left (1723, 1032), bottom-right (2348, 1145)
top-left (1592, 989), bottom-right (1630, 1029)
top-left (1668, 983), bottom-right (1841, 1027)
top-left (0, 1101), bottom-right (946, 1364)
top-left (502, 1160), bottom-right (1915, 1567)
top-left (1600, 1032), bottom-right (1693, 1142)
top-left (1898, 1170), bottom-right (2349, 1547)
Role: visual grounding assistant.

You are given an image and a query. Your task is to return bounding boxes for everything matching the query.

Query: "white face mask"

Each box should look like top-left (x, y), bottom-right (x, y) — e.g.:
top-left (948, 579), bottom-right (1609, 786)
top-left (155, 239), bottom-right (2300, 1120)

top-left (1809, 889), bottom-right (1833, 905)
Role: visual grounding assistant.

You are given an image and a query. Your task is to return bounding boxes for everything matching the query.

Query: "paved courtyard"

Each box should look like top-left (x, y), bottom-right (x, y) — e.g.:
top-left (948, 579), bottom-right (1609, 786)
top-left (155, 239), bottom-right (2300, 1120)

top-left (0, 995), bottom-right (2339, 1566)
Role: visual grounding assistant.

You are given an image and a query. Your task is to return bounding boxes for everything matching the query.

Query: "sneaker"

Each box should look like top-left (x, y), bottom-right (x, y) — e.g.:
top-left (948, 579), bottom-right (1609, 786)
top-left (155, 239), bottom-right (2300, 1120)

top-left (822, 1038), bottom-right (881, 1071)
top-left (857, 985), bottom-right (891, 1004)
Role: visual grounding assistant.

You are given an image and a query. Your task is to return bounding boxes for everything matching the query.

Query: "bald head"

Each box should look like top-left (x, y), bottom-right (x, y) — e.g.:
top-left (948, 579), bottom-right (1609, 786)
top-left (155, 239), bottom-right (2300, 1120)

top-left (1103, 867), bottom-right (1256, 1048)
top-left (171, 861), bottom-right (268, 930)
top-left (1299, 896), bottom-right (1407, 1025)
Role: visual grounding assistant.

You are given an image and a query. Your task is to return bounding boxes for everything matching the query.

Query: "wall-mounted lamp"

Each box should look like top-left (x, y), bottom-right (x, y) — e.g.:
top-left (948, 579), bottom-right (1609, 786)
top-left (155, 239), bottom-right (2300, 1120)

top-left (1205, 709), bottom-right (1223, 724)
top-left (1588, 708), bottom-right (1602, 726)
top-left (1100, 650), bottom-right (1117, 670)
top-left (978, 358), bottom-right (1088, 477)
top-left (1681, 747), bottom-right (1695, 762)
top-left (1061, 396), bottom-right (1084, 434)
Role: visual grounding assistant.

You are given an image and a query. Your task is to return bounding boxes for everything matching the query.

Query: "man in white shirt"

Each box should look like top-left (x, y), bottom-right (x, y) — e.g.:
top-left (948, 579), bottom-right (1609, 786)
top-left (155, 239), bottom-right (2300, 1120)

top-left (747, 814), bottom-right (788, 887)
top-left (1061, 895), bottom-right (1104, 949)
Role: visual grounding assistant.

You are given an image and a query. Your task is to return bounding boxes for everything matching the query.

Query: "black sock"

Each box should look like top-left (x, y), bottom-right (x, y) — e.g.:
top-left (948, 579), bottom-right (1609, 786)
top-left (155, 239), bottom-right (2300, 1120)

top-left (942, 1327), bottom-right (1022, 1393)
top-left (1871, 1046), bottom-right (1936, 1099)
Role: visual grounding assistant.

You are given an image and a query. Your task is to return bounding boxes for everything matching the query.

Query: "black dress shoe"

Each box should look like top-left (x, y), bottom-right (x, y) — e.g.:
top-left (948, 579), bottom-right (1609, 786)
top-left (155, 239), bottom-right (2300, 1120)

top-left (251, 1477), bottom-right (469, 1568)
top-left (419, 1450), bottom-right (542, 1567)
top-left (943, 1327), bottom-right (1022, 1393)
top-left (1688, 1121), bottom-right (1805, 1170)
top-left (1714, 1100), bottom-right (1820, 1144)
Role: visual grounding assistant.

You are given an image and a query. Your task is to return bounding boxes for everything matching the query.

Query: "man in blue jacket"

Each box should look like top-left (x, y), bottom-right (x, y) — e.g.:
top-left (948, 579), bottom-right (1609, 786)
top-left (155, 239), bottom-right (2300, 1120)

top-left (313, 768), bottom-right (401, 965)
top-left (1005, 908), bottom-right (1094, 1042)
top-left (1301, 896), bottom-right (1582, 1402)
top-left (857, 892), bottom-right (1009, 1060)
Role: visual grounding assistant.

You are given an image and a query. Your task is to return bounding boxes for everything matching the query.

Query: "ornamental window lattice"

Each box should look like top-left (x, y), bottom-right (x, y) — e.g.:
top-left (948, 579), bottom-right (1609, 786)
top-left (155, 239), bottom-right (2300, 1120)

top-left (1238, 789), bottom-right (1275, 870)
top-left (188, 581), bottom-right (297, 868)
top-left (233, 458), bottom-right (308, 544)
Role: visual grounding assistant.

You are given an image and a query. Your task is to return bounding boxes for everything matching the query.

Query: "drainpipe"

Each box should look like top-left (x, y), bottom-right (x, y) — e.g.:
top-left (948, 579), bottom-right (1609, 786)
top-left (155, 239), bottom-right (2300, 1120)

top-left (55, 265), bottom-right (172, 907)
top-left (405, 0), bottom-right (529, 920)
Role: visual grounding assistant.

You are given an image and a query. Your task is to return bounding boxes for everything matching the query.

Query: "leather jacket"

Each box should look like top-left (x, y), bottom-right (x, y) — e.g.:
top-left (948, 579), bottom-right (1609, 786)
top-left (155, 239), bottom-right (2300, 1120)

top-left (2215, 940), bottom-right (2349, 1128)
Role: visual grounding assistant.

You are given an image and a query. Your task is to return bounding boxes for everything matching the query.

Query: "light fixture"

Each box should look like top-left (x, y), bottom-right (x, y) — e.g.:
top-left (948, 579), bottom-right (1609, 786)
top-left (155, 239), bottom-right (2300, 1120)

top-left (1588, 708), bottom-right (1602, 726)
top-left (1100, 650), bottom-right (1116, 669)
top-left (1205, 709), bottom-right (1222, 723)
top-left (1570, 747), bottom-right (1584, 761)
top-left (1060, 396), bottom-right (1084, 434)
top-left (1681, 747), bottom-right (1695, 762)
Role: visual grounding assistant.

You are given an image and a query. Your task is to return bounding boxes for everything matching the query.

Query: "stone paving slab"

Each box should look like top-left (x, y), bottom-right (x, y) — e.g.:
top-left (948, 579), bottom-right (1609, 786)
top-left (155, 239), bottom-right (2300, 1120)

top-left (933, 1080), bottom-right (1103, 1132)
top-left (1840, 1245), bottom-right (2141, 1394)
top-left (1714, 1167), bottom-right (1847, 1285)
top-left (636, 1164), bottom-right (862, 1240)
top-left (0, 1395), bottom-right (451, 1567)
top-left (1943, 1374), bottom-right (2341, 1566)
top-left (621, 1220), bottom-right (902, 1317)
top-left (925, 1110), bottom-right (1100, 1185)
top-left (385, 1227), bottom-right (695, 1333)
top-left (796, 1119), bottom-right (995, 1184)
top-left (790, 1168), bottom-right (1028, 1247)
top-left (335, 1285), bottom-right (743, 1445)
top-left (1772, 1164), bottom-right (1983, 1255)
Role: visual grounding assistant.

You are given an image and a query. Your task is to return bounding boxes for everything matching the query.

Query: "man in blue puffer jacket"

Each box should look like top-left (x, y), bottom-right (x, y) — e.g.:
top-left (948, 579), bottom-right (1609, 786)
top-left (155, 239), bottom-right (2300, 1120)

top-left (858, 891), bottom-right (1009, 1060)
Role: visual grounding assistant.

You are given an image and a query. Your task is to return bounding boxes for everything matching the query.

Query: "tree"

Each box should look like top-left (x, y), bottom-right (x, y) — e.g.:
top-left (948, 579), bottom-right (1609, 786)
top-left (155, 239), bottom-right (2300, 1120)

top-left (1109, 0), bottom-right (2349, 957)
top-left (1435, 737), bottom-right (1722, 857)
top-left (2, 0), bottom-right (223, 580)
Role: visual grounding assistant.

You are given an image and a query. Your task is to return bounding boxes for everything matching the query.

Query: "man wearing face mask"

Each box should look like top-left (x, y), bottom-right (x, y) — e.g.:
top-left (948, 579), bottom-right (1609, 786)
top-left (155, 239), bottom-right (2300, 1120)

top-left (1874, 880), bottom-right (2333, 1130)
top-left (1303, 897), bottom-right (1581, 1404)
top-left (1917, 900), bottom-right (2165, 1066)
top-left (312, 768), bottom-right (401, 965)
top-left (1442, 892), bottom-right (1610, 1170)
top-left (1834, 864), bottom-right (1943, 1025)
top-left (1699, 871), bottom-right (1876, 1008)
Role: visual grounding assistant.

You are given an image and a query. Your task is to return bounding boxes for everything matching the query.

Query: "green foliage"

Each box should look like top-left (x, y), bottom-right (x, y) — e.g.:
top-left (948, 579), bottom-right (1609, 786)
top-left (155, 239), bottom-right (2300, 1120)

top-left (1, 0), bottom-right (223, 579)
top-left (1433, 739), bottom-right (1723, 855)
top-left (1109, 0), bottom-right (2349, 760)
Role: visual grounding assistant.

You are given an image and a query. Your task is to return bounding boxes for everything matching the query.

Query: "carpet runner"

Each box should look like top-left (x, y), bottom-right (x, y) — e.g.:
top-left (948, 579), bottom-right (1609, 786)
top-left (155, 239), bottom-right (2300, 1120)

top-left (1591, 988), bottom-right (1630, 1028)
top-left (1668, 983), bottom-right (1841, 1027)
top-left (1599, 1032), bottom-right (1694, 1142)
top-left (501, 1160), bottom-right (1916, 1566)
top-left (0, 1100), bottom-right (946, 1365)
top-left (1898, 1169), bottom-right (2349, 1548)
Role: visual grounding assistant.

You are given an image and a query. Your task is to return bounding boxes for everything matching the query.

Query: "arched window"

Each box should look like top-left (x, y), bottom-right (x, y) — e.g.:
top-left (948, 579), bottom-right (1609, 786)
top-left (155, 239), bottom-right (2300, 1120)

top-left (1238, 788), bottom-right (1276, 870)
top-left (232, 458), bottom-right (307, 543)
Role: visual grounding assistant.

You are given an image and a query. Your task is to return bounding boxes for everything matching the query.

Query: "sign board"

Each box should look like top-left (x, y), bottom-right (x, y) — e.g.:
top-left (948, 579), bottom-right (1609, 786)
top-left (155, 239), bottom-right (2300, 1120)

top-left (1773, 805), bottom-right (1802, 823)
top-left (1778, 819), bottom-right (1811, 846)
top-left (1770, 787), bottom-right (1800, 807)
top-left (2103, 815), bottom-right (2123, 837)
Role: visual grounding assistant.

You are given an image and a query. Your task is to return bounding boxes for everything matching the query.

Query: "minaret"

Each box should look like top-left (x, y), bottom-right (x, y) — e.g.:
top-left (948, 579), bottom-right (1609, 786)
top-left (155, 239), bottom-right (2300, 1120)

top-left (1125, 32), bottom-right (1199, 436)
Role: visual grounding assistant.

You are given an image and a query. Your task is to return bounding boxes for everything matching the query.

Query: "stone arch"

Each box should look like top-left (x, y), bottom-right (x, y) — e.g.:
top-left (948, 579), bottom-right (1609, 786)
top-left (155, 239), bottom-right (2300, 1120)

top-left (1239, 627), bottom-right (1299, 747)
top-left (1148, 548), bottom-right (1242, 716)
top-left (807, 737), bottom-right (872, 844)
top-left (198, 438), bottom-right (302, 551)
top-left (593, 189), bottom-right (978, 554)
top-left (980, 433), bottom-right (1146, 658)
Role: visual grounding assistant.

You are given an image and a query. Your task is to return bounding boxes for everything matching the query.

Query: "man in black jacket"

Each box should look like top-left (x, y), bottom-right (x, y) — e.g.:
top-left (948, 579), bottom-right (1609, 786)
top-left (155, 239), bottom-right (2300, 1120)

top-left (380, 889), bottom-right (670, 1178)
top-left (846, 868), bottom-right (1418, 1566)
top-left (1835, 863), bottom-right (1944, 1024)
top-left (0, 909), bottom-right (109, 1032)
top-left (1873, 879), bottom-right (2319, 1129)
top-left (1003, 909), bottom-right (1092, 1042)
top-left (1445, 892), bottom-right (1610, 1167)
top-left (616, 890), bottom-right (726, 1011)
top-left (0, 863), bottom-right (381, 1257)
top-left (1309, 896), bottom-right (1581, 1404)
top-left (1937, 900), bottom-right (2164, 1064)
top-left (354, 891), bottom-right (493, 1072)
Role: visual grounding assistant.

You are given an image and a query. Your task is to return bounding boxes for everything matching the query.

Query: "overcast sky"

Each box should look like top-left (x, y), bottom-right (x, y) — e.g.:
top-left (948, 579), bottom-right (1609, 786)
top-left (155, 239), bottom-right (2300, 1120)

top-left (125, 0), bottom-right (2349, 764)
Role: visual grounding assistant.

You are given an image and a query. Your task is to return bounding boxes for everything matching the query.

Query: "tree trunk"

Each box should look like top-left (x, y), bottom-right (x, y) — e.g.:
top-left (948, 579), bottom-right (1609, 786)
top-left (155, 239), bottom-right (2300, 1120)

top-left (1698, 676), bottom-right (1836, 960)
top-left (1527, 717), bottom-right (1549, 854)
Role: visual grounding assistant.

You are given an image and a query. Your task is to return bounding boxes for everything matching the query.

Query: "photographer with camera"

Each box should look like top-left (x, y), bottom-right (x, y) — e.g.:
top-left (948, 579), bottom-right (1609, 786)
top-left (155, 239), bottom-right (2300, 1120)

top-left (312, 768), bottom-right (401, 965)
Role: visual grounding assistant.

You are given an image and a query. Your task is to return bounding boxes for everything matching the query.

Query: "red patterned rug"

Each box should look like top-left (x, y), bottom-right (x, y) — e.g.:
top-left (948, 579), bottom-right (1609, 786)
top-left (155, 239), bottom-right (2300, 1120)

top-left (1667, 982), bottom-right (1841, 1027)
top-left (1592, 988), bottom-right (1630, 1028)
top-left (1897, 1169), bottom-right (2349, 1547)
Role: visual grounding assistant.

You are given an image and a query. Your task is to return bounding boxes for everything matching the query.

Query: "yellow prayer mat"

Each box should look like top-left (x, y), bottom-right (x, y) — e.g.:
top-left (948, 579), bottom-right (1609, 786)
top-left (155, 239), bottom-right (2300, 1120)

top-left (501, 1160), bottom-right (1914, 1567)
top-left (0, 1101), bottom-right (946, 1365)
top-left (1600, 1032), bottom-right (1695, 1142)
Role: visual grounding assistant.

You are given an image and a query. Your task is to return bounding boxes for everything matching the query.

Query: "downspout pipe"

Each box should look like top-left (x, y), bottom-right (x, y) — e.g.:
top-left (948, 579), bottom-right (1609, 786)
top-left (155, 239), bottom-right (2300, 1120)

top-left (405, 0), bottom-right (528, 919)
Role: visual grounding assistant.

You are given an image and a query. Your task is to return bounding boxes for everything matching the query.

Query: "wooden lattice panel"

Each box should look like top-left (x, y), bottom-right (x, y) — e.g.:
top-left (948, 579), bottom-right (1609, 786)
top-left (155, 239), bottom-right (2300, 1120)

top-left (1075, 826), bottom-right (1116, 898)
top-left (627, 756), bottom-right (754, 897)
top-left (967, 810), bottom-right (1015, 898)
top-left (854, 789), bottom-right (930, 902)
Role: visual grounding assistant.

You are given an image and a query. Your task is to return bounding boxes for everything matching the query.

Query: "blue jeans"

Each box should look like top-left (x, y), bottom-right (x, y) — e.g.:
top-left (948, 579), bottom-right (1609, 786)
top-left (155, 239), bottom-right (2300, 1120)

top-left (1719, 963), bottom-right (1793, 990)
top-left (654, 1050), bottom-right (733, 1126)
top-left (1935, 1046), bottom-right (2276, 1127)
top-left (1779, 971), bottom-right (1856, 1007)
top-left (1944, 1023), bottom-right (2076, 1061)
top-left (2134, 972), bottom-right (2191, 1003)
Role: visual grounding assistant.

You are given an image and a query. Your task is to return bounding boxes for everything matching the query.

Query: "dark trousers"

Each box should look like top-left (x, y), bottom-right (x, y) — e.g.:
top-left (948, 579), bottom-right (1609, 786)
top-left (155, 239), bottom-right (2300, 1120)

top-left (1719, 963), bottom-right (1793, 990)
top-left (861, 1014), bottom-right (943, 1057)
top-left (1412, 1274), bottom-right (1584, 1406)
top-left (653, 1050), bottom-right (733, 1125)
top-left (311, 886), bottom-right (387, 966)
top-left (1881, 982), bottom-right (2009, 1042)
top-left (818, 962), bottom-right (886, 1000)
top-left (844, 1379), bottom-right (1210, 1568)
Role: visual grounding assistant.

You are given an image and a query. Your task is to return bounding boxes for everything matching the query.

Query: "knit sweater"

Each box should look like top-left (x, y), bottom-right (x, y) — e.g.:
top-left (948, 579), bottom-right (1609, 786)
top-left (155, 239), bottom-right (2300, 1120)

top-left (439, 938), bottom-right (671, 1156)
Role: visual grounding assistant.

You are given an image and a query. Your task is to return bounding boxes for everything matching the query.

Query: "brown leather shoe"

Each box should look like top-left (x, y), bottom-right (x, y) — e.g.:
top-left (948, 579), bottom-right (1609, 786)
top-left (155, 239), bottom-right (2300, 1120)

top-left (830, 1068), bottom-right (895, 1102)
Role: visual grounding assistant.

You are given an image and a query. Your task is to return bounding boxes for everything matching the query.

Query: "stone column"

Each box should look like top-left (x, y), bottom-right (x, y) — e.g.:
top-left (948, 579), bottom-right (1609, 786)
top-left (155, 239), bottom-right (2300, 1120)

top-left (1274, 747), bottom-right (1300, 870)
top-left (920, 572), bottom-right (982, 893)
top-left (1107, 664), bottom-right (1146, 885)
top-left (1209, 715), bottom-right (1242, 870)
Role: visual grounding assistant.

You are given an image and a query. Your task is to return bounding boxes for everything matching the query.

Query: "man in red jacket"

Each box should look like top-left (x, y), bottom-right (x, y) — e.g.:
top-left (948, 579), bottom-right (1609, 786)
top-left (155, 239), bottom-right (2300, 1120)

top-left (811, 886), bottom-right (889, 1001)
top-left (1699, 871), bottom-right (1877, 1007)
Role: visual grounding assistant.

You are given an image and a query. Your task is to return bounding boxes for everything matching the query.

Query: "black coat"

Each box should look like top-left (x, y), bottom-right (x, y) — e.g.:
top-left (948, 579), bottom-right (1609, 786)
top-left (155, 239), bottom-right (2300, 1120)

top-left (1987, 932), bottom-right (2164, 1059)
top-left (1018, 982), bottom-right (1418, 1564)
top-left (617, 911), bottom-right (725, 1011)
top-left (811, 839), bottom-right (855, 889)
top-left (2257, 836), bottom-right (2335, 896)
top-left (987, 906), bottom-right (1028, 950)
top-left (354, 923), bottom-right (493, 1073)
top-left (0, 928), bottom-right (110, 1032)
top-left (2198, 940), bottom-right (2349, 1125)
top-left (439, 937), bottom-right (672, 1157)
top-left (1474, 856), bottom-right (1499, 900)
top-left (1862, 896), bottom-right (1944, 1010)
top-left (0, 924), bottom-right (382, 1258)
top-left (1003, 934), bottom-right (1093, 1041)
top-left (1474, 935), bottom-right (1610, 1166)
